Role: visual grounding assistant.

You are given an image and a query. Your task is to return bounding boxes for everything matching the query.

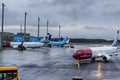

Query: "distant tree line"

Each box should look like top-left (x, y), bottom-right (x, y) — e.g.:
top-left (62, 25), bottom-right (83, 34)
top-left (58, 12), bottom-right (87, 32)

top-left (51, 38), bottom-right (120, 44)
top-left (1, 31), bottom-right (120, 44)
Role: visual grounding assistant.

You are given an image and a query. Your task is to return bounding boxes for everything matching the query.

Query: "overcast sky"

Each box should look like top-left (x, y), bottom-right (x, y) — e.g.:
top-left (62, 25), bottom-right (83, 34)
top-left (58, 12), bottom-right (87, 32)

top-left (0, 0), bottom-right (120, 39)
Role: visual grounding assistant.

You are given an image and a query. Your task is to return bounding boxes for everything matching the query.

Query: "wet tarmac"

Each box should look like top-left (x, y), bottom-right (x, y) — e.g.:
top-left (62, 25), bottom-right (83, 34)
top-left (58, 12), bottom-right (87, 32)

top-left (1, 44), bottom-right (120, 80)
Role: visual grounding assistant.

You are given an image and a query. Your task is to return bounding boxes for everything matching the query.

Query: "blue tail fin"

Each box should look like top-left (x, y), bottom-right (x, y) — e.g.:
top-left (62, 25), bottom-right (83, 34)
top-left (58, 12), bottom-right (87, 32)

top-left (48, 33), bottom-right (52, 41)
top-left (64, 36), bottom-right (68, 41)
top-left (111, 30), bottom-right (119, 47)
top-left (40, 37), bottom-right (45, 43)
top-left (63, 36), bottom-right (70, 44)
top-left (40, 33), bottom-right (52, 43)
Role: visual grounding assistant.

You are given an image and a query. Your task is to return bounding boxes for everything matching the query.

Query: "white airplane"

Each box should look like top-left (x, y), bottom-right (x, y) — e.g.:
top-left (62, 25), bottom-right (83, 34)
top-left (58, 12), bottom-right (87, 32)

top-left (9, 34), bottom-right (54, 50)
top-left (10, 41), bottom-right (45, 50)
top-left (49, 36), bottom-right (70, 47)
top-left (72, 30), bottom-right (119, 63)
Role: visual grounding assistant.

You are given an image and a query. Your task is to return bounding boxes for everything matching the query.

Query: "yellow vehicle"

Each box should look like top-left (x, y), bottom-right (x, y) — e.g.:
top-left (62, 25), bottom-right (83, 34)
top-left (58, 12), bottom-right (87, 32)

top-left (0, 66), bottom-right (18, 80)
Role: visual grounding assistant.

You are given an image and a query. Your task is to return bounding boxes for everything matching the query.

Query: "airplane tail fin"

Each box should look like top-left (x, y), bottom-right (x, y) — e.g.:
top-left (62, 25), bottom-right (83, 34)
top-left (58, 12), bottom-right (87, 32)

top-left (63, 36), bottom-right (70, 44)
top-left (66, 39), bottom-right (70, 44)
top-left (111, 30), bottom-right (119, 47)
top-left (40, 33), bottom-right (52, 43)
top-left (47, 33), bottom-right (52, 41)
top-left (40, 37), bottom-right (45, 43)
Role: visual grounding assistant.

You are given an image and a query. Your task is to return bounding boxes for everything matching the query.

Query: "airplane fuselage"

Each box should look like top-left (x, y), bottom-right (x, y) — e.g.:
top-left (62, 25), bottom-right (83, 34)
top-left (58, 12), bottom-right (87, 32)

top-left (50, 41), bottom-right (65, 46)
top-left (72, 46), bottom-right (117, 62)
top-left (91, 46), bottom-right (117, 57)
top-left (10, 42), bottom-right (44, 49)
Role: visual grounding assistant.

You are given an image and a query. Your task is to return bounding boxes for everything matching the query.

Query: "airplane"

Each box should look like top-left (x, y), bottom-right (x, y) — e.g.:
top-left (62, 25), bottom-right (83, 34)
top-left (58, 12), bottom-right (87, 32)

top-left (72, 30), bottom-right (119, 63)
top-left (9, 34), bottom-right (52, 50)
top-left (9, 33), bottom-right (71, 49)
top-left (49, 36), bottom-right (70, 47)
top-left (10, 41), bottom-right (45, 50)
top-left (40, 33), bottom-right (71, 47)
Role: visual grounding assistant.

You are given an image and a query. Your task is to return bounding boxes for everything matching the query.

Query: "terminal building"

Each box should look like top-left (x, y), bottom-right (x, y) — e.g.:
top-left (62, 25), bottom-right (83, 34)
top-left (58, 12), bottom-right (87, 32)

top-left (17, 32), bottom-right (30, 42)
top-left (0, 32), bottom-right (14, 41)
top-left (0, 32), bottom-right (30, 42)
top-left (0, 32), bottom-right (42, 42)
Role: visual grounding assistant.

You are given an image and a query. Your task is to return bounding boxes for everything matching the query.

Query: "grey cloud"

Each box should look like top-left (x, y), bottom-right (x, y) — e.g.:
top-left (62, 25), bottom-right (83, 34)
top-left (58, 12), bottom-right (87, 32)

top-left (51, 0), bottom-right (80, 6)
top-left (87, 0), bottom-right (120, 19)
top-left (52, 0), bottom-right (120, 22)
top-left (25, 0), bottom-right (120, 25)
top-left (0, 6), bottom-right (24, 26)
top-left (27, 0), bottom-right (95, 20)
top-left (49, 0), bottom-right (95, 21)
top-left (84, 26), bottom-right (107, 30)
top-left (1, 0), bottom-right (120, 39)
top-left (51, 0), bottom-right (95, 7)
top-left (2, 0), bottom-right (120, 26)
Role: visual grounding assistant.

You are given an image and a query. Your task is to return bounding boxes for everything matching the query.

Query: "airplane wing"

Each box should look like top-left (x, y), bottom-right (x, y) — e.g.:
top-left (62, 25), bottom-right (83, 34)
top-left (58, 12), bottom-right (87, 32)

top-left (96, 51), bottom-right (112, 62)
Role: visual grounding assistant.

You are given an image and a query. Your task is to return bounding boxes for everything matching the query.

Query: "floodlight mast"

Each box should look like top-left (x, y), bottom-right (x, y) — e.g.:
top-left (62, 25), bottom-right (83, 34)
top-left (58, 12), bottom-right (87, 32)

top-left (38, 17), bottom-right (40, 41)
top-left (1, 3), bottom-right (5, 49)
top-left (24, 12), bottom-right (27, 41)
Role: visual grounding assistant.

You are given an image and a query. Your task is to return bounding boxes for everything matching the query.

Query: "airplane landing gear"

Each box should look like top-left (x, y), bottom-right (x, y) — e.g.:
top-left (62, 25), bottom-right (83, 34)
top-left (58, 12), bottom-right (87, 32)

top-left (18, 46), bottom-right (26, 50)
top-left (91, 58), bottom-right (95, 62)
top-left (47, 43), bottom-right (52, 48)
top-left (18, 44), bottom-right (26, 50)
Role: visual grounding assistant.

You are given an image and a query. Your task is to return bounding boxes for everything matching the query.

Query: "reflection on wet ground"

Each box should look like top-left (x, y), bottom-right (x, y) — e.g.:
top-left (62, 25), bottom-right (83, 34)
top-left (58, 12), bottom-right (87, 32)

top-left (1, 44), bottom-right (120, 80)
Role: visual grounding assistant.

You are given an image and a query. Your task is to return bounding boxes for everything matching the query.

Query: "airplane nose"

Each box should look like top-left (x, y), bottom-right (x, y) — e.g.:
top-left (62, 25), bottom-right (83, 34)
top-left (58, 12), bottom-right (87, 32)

top-left (72, 53), bottom-right (80, 60)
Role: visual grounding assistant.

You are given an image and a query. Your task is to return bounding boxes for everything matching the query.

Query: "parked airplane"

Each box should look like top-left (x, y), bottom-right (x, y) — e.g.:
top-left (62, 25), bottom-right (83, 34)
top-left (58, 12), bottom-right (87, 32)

top-left (10, 41), bottom-right (44, 50)
top-left (40, 33), bottom-right (70, 47)
top-left (72, 30), bottom-right (119, 63)
top-left (49, 36), bottom-right (70, 47)
top-left (10, 34), bottom-right (52, 50)
top-left (7, 33), bottom-right (70, 49)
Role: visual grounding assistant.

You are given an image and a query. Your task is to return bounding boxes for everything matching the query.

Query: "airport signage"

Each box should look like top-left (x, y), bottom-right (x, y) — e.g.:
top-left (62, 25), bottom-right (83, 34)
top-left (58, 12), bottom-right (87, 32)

top-left (14, 35), bottom-right (23, 42)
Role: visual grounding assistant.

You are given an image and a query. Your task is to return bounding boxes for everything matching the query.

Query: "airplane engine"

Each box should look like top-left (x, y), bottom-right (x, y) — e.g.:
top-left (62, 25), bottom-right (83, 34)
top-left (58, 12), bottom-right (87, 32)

top-left (72, 48), bottom-right (92, 60)
top-left (103, 55), bottom-right (111, 63)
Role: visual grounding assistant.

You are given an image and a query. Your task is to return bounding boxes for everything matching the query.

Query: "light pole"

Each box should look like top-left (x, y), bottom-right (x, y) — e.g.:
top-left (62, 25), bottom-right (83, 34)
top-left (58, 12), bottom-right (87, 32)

top-left (59, 25), bottom-right (61, 39)
top-left (1, 2), bottom-right (5, 50)
top-left (46, 20), bottom-right (49, 35)
top-left (38, 17), bottom-right (40, 41)
top-left (20, 25), bottom-right (22, 33)
top-left (24, 12), bottom-right (27, 41)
